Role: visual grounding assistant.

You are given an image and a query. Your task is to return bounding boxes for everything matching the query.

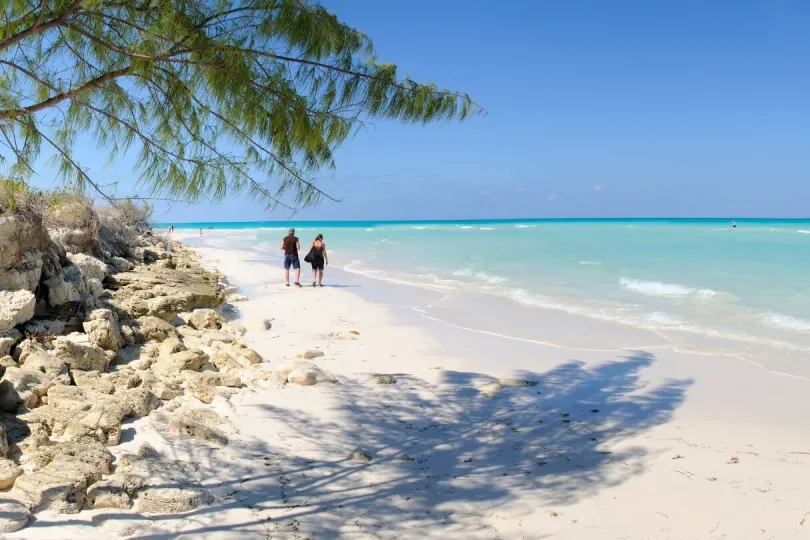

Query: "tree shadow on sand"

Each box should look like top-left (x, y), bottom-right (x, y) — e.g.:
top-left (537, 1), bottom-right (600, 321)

top-left (22, 351), bottom-right (691, 539)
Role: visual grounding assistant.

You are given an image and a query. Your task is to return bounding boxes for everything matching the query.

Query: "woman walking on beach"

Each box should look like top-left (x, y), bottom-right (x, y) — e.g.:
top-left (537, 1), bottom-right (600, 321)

top-left (307, 234), bottom-right (328, 287)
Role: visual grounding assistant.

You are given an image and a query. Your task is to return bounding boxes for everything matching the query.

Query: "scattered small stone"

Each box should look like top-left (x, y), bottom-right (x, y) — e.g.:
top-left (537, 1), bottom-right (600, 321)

top-left (371, 374), bottom-right (396, 385)
top-left (0, 499), bottom-right (30, 533)
top-left (328, 331), bottom-right (357, 341)
top-left (0, 458), bottom-right (22, 489)
top-left (297, 349), bottom-right (325, 359)
top-left (591, 409), bottom-right (600, 413)
top-left (463, 457), bottom-right (473, 463)
top-left (244, 318), bottom-right (272, 332)
top-left (672, 455), bottom-right (684, 460)
top-left (223, 323), bottom-right (246, 337)
top-left (480, 382), bottom-right (503, 398)
top-left (349, 448), bottom-right (372, 463)
top-left (729, 456), bottom-right (740, 464)
top-left (167, 409), bottom-right (228, 446)
top-left (278, 360), bottom-right (336, 386)
top-left (398, 454), bottom-right (415, 462)
top-left (86, 479), bottom-right (132, 509)
top-left (138, 486), bottom-right (214, 514)
top-left (499, 378), bottom-right (538, 387)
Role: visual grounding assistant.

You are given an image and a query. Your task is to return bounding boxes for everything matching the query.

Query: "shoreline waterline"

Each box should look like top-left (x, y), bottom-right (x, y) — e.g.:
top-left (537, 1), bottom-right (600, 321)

top-left (177, 223), bottom-right (810, 380)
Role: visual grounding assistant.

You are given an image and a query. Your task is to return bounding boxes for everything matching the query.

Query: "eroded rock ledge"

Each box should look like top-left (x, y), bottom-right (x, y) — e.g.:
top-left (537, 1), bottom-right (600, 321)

top-left (0, 206), bottom-right (270, 529)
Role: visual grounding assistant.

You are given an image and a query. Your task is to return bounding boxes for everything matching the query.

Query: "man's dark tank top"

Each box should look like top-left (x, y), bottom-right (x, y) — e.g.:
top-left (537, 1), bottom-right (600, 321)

top-left (283, 235), bottom-right (298, 254)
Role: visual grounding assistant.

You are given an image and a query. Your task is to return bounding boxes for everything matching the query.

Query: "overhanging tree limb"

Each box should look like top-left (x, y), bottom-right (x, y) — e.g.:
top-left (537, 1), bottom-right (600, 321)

top-left (0, 0), bottom-right (482, 209)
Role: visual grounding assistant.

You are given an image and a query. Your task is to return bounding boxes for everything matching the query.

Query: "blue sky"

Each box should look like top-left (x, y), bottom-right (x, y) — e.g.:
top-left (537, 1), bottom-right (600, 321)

top-left (30, 1), bottom-right (810, 221)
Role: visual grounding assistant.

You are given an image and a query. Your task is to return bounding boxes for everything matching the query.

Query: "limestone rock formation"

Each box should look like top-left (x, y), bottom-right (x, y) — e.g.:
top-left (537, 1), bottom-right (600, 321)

top-left (0, 290), bottom-right (35, 330)
top-left (0, 214), bottom-right (51, 292)
top-left (82, 309), bottom-right (123, 351)
top-left (132, 316), bottom-right (178, 342)
top-left (67, 253), bottom-right (108, 282)
top-left (52, 338), bottom-right (110, 372)
top-left (0, 329), bottom-right (22, 357)
top-left (187, 308), bottom-right (225, 330)
top-left (0, 458), bottom-right (23, 489)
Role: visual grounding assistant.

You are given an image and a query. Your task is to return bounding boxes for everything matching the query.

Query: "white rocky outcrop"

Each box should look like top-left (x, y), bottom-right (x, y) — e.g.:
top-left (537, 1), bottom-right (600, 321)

top-left (67, 253), bottom-right (108, 282)
top-left (0, 291), bottom-right (35, 330)
top-left (0, 214), bottom-right (51, 293)
top-left (0, 329), bottom-right (23, 357)
top-left (82, 309), bottom-right (123, 351)
top-left (52, 339), bottom-right (110, 372)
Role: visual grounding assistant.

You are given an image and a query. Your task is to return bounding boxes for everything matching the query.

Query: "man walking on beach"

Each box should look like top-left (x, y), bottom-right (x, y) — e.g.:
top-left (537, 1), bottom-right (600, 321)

top-left (281, 228), bottom-right (302, 287)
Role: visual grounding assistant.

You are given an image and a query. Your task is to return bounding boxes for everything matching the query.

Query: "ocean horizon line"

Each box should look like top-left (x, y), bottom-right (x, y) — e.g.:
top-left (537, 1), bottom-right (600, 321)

top-left (157, 217), bottom-right (810, 227)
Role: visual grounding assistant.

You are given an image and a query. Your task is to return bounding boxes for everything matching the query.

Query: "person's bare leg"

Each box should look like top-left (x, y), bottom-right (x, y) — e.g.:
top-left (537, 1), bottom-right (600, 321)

top-left (284, 268), bottom-right (290, 286)
top-left (319, 269), bottom-right (324, 286)
top-left (295, 267), bottom-right (301, 285)
top-left (312, 268), bottom-right (317, 286)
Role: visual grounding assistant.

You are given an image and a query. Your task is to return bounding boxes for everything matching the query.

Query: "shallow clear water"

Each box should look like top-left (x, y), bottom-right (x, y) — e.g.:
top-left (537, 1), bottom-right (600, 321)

top-left (168, 219), bottom-right (810, 358)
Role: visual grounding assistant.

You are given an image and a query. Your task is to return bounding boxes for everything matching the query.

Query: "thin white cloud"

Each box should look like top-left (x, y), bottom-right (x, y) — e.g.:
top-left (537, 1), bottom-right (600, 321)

top-left (593, 184), bottom-right (604, 192)
top-left (546, 194), bottom-right (558, 201)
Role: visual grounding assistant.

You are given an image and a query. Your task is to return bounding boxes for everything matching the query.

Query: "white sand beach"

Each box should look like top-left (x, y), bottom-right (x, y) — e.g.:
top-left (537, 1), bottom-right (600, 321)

top-left (15, 235), bottom-right (810, 539)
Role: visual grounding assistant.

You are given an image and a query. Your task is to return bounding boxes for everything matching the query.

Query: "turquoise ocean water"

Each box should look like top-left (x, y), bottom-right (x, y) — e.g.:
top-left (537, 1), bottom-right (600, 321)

top-left (166, 219), bottom-right (810, 365)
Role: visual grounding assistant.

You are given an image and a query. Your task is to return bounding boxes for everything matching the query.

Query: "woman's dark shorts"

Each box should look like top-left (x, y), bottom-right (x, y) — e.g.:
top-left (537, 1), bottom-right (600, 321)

top-left (284, 253), bottom-right (300, 270)
top-left (311, 262), bottom-right (324, 271)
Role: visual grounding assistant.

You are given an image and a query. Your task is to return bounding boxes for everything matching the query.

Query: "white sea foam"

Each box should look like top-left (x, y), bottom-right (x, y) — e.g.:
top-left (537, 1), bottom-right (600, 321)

top-left (515, 224), bottom-right (536, 228)
top-left (342, 263), bottom-right (456, 291)
top-left (764, 313), bottom-right (810, 331)
top-left (252, 242), bottom-right (276, 252)
top-left (619, 278), bottom-right (716, 298)
top-left (459, 226), bottom-right (474, 229)
top-left (797, 230), bottom-right (810, 234)
top-left (579, 260), bottom-right (602, 266)
top-left (452, 269), bottom-right (474, 277)
top-left (474, 272), bottom-right (507, 284)
top-left (646, 312), bottom-right (682, 327)
top-left (479, 227), bottom-right (496, 230)
top-left (509, 288), bottom-right (586, 315)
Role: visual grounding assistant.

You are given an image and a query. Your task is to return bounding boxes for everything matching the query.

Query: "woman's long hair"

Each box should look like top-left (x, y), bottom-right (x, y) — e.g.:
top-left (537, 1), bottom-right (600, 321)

top-left (315, 234), bottom-right (323, 241)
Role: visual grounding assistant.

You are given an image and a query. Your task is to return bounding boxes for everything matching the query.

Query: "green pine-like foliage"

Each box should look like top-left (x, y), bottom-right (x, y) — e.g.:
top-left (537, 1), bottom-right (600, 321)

top-left (0, 0), bottom-right (480, 210)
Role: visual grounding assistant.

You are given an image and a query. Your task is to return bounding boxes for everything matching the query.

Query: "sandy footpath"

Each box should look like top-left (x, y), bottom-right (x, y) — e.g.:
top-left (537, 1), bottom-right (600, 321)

top-left (15, 238), bottom-right (810, 539)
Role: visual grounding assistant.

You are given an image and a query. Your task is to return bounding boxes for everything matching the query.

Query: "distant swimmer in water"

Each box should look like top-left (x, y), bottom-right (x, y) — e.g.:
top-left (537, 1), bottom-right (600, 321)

top-left (732, 220), bottom-right (737, 229)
